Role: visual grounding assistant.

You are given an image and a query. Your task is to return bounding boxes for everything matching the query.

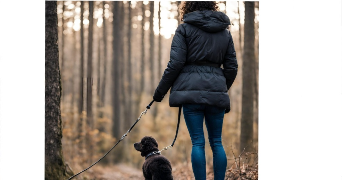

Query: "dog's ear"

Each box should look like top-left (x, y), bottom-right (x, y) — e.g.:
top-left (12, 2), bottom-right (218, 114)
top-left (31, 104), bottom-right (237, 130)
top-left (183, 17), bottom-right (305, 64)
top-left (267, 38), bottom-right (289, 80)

top-left (141, 136), bottom-right (158, 148)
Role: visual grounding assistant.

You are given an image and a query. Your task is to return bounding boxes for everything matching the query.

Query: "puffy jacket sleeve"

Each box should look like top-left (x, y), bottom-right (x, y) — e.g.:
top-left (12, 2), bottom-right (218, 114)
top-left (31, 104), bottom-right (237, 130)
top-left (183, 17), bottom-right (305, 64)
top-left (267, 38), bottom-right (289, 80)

top-left (153, 24), bottom-right (187, 101)
top-left (223, 30), bottom-right (238, 90)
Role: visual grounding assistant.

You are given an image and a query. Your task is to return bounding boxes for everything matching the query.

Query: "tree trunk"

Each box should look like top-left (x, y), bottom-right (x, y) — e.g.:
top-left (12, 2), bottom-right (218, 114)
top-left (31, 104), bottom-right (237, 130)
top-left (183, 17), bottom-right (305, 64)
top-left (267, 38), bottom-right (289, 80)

top-left (112, 1), bottom-right (121, 141)
top-left (119, 1), bottom-right (127, 129)
top-left (101, 1), bottom-right (107, 106)
top-left (240, 1), bottom-right (255, 153)
top-left (140, 1), bottom-right (145, 94)
top-left (158, 1), bottom-right (162, 78)
top-left (45, 1), bottom-right (73, 179)
top-left (97, 33), bottom-right (101, 98)
top-left (78, 3), bottom-right (85, 113)
top-left (71, 11), bottom-right (77, 123)
top-left (127, 1), bottom-right (132, 124)
top-left (149, 1), bottom-right (154, 95)
top-left (87, 1), bottom-right (94, 162)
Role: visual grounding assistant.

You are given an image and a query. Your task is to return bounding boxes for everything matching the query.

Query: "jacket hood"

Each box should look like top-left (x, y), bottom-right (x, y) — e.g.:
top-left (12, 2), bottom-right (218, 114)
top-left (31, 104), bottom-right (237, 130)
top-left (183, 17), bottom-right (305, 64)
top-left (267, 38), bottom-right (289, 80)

top-left (183, 10), bottom-right (231, 33)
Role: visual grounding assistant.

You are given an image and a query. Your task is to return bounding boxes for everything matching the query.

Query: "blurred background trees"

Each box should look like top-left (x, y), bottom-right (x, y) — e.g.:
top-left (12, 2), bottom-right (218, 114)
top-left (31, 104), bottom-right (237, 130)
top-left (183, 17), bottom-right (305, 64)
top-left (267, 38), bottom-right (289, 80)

top-left (55, 1), bottom-right (259, 178)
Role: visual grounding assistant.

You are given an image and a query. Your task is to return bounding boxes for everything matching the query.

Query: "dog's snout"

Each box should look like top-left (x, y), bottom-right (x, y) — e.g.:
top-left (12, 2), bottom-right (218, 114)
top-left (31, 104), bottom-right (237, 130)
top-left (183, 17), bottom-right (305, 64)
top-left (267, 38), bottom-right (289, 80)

top-left (134, 142), bottom-right (142, 151)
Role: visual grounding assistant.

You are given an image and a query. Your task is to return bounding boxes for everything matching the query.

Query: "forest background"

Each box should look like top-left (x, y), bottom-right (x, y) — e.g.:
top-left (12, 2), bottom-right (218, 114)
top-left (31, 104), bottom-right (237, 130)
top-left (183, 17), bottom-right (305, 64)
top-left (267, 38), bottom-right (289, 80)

top-left (0, 1), bottom-right (342, 180)
top-left (49, 1), bottom-right (259, 179)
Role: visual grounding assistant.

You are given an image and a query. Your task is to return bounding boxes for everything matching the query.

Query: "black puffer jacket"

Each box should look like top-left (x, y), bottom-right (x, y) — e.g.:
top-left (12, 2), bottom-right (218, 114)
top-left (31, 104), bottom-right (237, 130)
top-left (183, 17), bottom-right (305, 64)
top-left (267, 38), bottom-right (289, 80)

top-left (153, 10), bottom-right (238, 111)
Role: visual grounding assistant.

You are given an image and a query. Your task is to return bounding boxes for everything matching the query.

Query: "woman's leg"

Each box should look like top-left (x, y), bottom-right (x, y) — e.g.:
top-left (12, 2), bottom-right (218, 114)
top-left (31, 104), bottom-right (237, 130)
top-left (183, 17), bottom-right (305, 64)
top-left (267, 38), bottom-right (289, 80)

top-left (183, 104), bottom-right (206, 180)
top-left (204, 105), bottom-right (227, 180)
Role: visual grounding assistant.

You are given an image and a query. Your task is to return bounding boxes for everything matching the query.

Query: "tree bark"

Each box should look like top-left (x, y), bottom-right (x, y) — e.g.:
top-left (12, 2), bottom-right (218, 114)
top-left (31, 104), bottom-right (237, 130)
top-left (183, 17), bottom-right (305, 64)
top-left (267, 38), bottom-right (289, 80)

top-left (45, 1), bottom-right (73, 179)
top-left (86, 1), bottom-right (94, 162)
top-left (240, 1), bottom-right (255, 153)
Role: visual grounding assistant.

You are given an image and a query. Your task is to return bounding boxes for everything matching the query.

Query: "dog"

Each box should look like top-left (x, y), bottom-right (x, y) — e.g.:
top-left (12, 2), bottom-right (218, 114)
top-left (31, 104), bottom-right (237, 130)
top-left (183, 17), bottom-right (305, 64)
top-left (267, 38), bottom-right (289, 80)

top-left (134, 136), bottom-right (173, 180)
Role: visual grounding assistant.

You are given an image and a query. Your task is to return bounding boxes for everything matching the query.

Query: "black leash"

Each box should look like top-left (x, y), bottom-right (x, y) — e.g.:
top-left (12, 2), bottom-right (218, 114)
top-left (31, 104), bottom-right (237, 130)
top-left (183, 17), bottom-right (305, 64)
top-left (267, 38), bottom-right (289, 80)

top-left (158, 105), bottom-right (182, 153)
top-left (68, 100), bottom-right (155, 180)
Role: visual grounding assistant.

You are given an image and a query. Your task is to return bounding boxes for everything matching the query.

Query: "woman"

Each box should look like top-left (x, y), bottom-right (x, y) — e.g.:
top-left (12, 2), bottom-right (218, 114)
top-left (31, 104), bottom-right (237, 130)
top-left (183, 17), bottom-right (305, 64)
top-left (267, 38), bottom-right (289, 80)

top-left (153, 1), bottom-right (238, 180)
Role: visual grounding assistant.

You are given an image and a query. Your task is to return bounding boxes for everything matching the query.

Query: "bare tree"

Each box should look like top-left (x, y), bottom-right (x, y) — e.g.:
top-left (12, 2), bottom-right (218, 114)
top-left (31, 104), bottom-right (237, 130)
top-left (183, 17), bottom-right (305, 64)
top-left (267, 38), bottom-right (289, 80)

top-left (149, 1), bottom-right (155, 94)
top-left (86, 1), bottom-right (94, 162)
top-left (45, 1), bottom-right (73, 178)
top-left (101, 1), bottom-right (108, 107)
top-left (141, 1), bottom-right (145, 93)
top-left (127, 1), bottom-right (132, 123)
top-left (240, 1), bottom-right (255, 153)
top-left (112, 1), bottom-right (121, 141)
top-left (78, 0), bottom-right (85, 120)
top-left (158, 1), bottom-right (162, 79)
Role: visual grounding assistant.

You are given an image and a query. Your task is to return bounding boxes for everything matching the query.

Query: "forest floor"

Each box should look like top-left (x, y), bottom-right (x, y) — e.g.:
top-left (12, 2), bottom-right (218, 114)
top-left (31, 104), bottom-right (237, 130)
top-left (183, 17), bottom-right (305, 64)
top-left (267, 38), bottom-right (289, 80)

top-left (76, 163), bottom-right (258, 180)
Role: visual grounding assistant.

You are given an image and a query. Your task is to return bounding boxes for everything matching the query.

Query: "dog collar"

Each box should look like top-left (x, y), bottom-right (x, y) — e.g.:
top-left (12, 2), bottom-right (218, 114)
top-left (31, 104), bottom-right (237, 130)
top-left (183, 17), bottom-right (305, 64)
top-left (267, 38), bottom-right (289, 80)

top-left (145, 151), bottom-right (160, 160)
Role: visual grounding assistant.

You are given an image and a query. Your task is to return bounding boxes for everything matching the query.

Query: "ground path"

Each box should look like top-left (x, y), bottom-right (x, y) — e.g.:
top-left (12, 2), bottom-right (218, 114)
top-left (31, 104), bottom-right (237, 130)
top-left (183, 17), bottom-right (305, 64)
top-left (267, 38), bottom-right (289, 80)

top-left (74, 163), bottom-right (257, 180)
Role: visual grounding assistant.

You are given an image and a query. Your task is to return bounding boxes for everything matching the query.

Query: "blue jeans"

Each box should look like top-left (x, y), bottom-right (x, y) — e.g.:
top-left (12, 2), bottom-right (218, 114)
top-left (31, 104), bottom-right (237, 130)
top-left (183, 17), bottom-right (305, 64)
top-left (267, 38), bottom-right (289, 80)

top-left (183, 104), bottom-right (227, 180)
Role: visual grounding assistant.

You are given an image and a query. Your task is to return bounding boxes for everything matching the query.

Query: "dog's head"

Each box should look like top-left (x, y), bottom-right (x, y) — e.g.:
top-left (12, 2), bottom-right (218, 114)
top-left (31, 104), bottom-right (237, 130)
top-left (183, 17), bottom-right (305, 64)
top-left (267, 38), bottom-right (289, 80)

top-left (134, 136), bottom-right (159, 157)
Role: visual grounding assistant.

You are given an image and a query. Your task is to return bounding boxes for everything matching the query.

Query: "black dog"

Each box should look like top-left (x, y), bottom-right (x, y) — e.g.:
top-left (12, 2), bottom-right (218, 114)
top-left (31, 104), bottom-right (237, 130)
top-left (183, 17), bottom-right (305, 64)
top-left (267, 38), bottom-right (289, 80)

top-left (134, 136), bottom-right (173, 180)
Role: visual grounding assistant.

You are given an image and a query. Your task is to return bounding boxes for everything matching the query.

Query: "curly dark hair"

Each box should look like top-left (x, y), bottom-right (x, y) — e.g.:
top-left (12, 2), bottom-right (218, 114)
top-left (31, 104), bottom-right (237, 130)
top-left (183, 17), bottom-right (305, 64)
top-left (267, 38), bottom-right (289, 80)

top-left (179, 1), bottom-right (219, 21)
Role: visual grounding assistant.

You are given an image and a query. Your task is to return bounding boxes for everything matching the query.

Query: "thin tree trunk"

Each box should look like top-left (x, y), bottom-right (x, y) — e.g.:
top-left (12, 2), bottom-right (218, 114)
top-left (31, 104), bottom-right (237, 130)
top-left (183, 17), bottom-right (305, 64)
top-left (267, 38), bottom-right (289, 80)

top-left (78, 2), bottom-right (84, 114)
top-left (141, 1), bottom-right (145, 94)
top-left (119, 1), bottom-right (127, 127)
top-left (77, 1), bottom-right (85, 153)
top-left (71, 11), bottom-right (77, 123)
top-left (97, 30), bottom-right (101, 98)
top-left (127, 1), bottom-right (132, 124)
top-left (158, 1), bottom-right (162, 78)
top-left (149, 1), bottom-right (154, 94)
top-left (45, 1), bottom-right (73, 178)
top-left (112, 1), bottom-right (121, 141)
top-left (240, 1), bottom-right (255, 153)
top-left (101, 1), bottom-right (107, 107)
top-left (87, 1), bottom-right (94, 162)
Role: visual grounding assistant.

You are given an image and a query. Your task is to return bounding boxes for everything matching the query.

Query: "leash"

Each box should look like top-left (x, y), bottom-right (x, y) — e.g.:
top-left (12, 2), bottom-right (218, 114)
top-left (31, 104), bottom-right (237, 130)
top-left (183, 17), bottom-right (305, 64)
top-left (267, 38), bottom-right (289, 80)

top-left (68, 100), bottom-right (155, 180)
top-left (158, 105), bottom-right (182, 153)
